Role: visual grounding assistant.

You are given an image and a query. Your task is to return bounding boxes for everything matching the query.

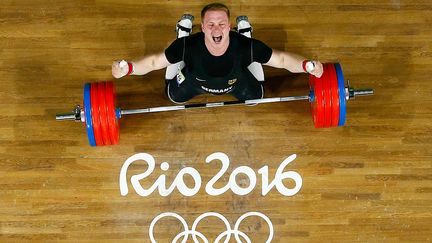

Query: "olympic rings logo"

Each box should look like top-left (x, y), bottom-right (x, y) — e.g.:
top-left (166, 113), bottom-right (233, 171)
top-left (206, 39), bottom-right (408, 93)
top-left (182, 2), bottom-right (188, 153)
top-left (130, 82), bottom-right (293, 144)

top-left (149, 212), bottom-right (274, 243)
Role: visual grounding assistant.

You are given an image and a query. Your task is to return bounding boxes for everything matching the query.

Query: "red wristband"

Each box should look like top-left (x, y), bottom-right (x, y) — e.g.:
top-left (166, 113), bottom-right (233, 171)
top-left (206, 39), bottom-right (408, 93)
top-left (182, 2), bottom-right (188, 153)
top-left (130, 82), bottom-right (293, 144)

top-left (302, 60), bottom-right (309, 73)
top-left (126, 62), bottom-right (134, 75)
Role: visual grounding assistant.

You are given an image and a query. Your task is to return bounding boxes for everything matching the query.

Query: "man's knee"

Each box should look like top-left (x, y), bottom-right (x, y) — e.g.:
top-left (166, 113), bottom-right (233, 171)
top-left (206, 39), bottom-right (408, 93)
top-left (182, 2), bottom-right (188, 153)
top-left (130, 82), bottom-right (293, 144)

top-left (247, 84), bottom-right (264, 100)
top-left (165, 82), bottom-right (184, 104)
top-left (165, 81), bottom-right (198, 104)
top-left (232, 83), bottom-right (264, 101)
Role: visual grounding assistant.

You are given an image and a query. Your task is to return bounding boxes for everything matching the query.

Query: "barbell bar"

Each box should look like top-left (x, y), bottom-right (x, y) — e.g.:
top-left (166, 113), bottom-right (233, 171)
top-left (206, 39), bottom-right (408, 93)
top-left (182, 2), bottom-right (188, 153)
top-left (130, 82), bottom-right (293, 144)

top-left (55, 63), bottom-right (374, 146)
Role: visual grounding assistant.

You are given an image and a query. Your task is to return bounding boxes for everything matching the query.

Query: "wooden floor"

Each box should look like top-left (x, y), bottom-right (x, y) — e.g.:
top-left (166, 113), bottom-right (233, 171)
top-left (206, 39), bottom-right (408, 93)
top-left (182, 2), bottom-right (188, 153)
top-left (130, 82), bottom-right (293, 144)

top-left (1, 0), bottom-right (431, 242)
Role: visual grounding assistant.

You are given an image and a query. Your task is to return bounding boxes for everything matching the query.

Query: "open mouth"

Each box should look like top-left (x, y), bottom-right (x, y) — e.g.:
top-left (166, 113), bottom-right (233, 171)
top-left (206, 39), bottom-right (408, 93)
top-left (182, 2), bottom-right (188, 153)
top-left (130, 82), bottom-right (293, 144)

top-left (212, 35), bottom-right (222, 44)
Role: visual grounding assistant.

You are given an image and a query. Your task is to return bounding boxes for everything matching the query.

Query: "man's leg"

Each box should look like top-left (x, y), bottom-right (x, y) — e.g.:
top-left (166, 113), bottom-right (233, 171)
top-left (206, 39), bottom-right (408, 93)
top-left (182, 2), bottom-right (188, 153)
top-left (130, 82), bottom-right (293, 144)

top-left (236, 16), bottom-right (253, 38)
top-left (165, 14), bottom-right (203, 104)
top-left (165, 75), bottom-right (203, 104)
top-left (229, 71), bottom-right (264, 101)
top-left (236, 16), bottom-right (265, 82)
top-left (165, 14), bottom-right (194, 80)
top-left (176, 14), bottom-right (194, 38)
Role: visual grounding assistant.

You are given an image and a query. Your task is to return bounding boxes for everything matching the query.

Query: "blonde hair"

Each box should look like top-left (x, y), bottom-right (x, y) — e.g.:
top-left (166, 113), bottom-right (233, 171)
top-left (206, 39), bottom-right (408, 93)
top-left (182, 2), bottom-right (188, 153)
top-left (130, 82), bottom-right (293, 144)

top-left (201, 3), bottom-right (230, 21)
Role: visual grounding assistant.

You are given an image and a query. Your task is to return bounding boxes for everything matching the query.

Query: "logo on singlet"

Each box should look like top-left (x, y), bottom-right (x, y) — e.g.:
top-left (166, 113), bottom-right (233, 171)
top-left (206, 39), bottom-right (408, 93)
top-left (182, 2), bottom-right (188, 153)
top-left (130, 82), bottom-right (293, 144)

top-left (196, 77), bottom-right (206, 82)
top-left (201, 86), bottom-right (233, 94)
top-left (228, 78), bottom-right (237, 85)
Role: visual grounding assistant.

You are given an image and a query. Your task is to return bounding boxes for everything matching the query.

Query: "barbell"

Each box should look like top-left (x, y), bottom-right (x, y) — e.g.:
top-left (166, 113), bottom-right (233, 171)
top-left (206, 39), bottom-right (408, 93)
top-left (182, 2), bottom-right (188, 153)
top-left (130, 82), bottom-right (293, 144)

top-left (56, 63), bottom-right (374, 146)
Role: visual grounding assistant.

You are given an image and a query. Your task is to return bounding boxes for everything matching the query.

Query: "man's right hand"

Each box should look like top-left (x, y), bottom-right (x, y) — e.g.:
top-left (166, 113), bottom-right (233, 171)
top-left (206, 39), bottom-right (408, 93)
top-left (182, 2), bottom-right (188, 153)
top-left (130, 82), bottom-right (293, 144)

top-left (112, 60), bottom-right (130, 79)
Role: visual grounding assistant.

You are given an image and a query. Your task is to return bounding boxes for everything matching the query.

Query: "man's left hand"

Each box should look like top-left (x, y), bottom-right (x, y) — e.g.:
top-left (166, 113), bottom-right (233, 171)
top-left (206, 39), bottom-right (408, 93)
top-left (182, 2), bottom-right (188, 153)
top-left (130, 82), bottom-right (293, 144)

top-left (308, 60), bottom-right (324, 78)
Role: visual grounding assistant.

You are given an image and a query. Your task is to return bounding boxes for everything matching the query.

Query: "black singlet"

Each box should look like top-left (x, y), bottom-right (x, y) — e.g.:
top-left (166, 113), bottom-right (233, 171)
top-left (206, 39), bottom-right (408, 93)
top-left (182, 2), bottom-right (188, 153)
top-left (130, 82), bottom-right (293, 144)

top-left (164, 31), bottom-right (273, 102)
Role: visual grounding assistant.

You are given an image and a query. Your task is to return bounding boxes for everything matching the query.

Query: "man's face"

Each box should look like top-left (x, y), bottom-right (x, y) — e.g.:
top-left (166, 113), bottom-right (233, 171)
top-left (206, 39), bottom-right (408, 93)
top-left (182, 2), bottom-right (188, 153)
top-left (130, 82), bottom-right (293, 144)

top-left (201, 10), bottom-right (231, 47)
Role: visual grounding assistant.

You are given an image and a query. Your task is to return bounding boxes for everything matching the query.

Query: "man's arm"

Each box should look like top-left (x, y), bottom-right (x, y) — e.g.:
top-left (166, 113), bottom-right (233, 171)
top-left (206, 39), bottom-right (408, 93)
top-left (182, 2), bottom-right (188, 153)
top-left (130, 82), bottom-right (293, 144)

top-left (112, 52), bottom-right (170, 78)
top-left (264, 49), bottom-right (323, 78)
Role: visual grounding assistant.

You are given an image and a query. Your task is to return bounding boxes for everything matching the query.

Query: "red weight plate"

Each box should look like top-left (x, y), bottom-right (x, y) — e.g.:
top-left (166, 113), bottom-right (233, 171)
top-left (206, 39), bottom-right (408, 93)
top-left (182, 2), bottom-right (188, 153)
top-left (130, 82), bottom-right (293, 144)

top-left (322, 63), bottom-right (332, 127)
top-left (312, 72), bottom-right (325, 128)
top-left (105, 81), bottom-right (119, 145)
top-left (317, 72), bottom-right (326, 128)
top-left (328, 64), bottom-right (340, 127)
top-left (308, 75), bottom-right (316, 126)
top-left (309, 74), bottom-right (320, 127)
top-left (90, 83), bottom-right (103, 146)
top-left (98, 82), bottom-right (111, 145)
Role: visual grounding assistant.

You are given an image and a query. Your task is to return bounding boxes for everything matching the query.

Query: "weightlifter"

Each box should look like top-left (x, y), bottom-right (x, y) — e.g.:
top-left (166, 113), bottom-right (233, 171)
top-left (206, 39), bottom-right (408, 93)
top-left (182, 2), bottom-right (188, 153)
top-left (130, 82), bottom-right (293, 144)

top-left (112, 2), bottom-right (324, 103)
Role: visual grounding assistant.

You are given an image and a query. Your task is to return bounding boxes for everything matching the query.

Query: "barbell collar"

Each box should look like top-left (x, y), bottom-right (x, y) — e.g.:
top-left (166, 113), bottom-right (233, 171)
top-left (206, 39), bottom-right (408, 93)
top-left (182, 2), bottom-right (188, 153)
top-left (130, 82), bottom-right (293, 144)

top-left (353, 88), bottom-right (374, 97)
top-left (55, 113), bottom-right (76, 121)
top-left (347, 87), bottom-right (374, 100)
top-left (55, 105), bottom-right (83, 122)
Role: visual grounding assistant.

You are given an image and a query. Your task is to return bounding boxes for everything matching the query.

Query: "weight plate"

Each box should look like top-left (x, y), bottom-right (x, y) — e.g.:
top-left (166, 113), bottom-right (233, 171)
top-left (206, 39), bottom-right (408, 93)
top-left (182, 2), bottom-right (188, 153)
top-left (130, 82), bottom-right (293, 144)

top-left (97, 82), bottom-right (111, 145)
top-left (328, 63), bottom-right (340, 127)
top-left (322, 63), bottom-right (332, 127)
top-left (334, 63), bottom-right (347, 126)
top-left (83, 83), bottom-right (96, 146)
top-left (90, 83), bottom-right (103, 146)
top-left (105, 81), bottom-right (119, 145)
top-left (309, 73), bottom-right (325, 128)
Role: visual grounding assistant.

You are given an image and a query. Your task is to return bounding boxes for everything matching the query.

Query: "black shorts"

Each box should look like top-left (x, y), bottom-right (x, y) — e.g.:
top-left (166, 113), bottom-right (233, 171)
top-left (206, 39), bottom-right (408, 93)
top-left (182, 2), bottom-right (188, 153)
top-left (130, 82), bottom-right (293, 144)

top-left (165, 70), bottom-right (264, 103)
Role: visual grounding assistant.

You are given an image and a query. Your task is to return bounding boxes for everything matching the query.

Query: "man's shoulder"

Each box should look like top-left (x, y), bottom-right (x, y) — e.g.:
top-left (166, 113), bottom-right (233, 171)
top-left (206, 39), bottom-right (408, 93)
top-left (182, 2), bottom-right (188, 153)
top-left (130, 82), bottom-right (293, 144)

top-left (230, 31), bottom-right (257, 45)
top-left (229, 31), bottom-right (252, 50)
top-left (173, 32), bottom-right (203, 50)
top-left (167, 32), bottom-right (203, 51)
top-left (187, 32), bottom-right (204, 41)
top-left (230, 31), bottom-right (247, 40)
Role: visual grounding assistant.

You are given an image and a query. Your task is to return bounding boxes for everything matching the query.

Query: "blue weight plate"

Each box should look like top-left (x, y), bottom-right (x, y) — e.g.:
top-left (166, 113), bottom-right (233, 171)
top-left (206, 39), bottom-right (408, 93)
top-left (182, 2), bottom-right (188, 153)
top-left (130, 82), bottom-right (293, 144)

top-left (334, 63), bottom-right (346, 126)
top-left (83, 83), bottom-right (96, 146)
